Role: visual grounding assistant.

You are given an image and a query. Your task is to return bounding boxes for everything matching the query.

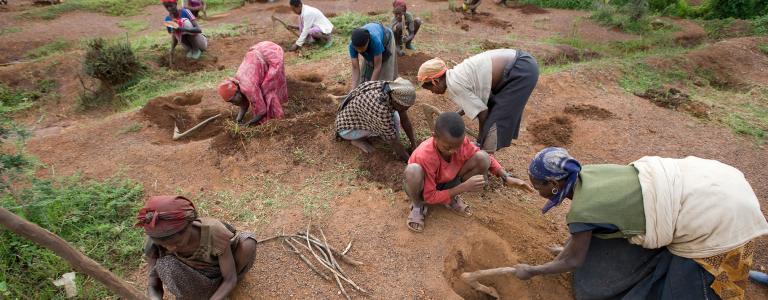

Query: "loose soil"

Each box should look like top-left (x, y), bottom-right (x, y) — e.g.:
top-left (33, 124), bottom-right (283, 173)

top-left (673, 19), bottom-right (707, 48)
top-left (511, 4), bottom-right (549, 15)
top-left (156, 52), bottom-right (224, 73)
top-left (479, 40), bottom-right (600, 65)
top-left (634, 87), bottom-right (711, 119)
top-left (140, 92), bottom-right (229, 142)
top-left (529, 115), bottom-right (574, 147)
top-left (564, 104), bottom-right (616, 120)
top-left (462, 12), bottom-right (512, 29)
top-left (357, 151), bottom-right (405, 191)
top-left (296, 73), bottom-right (323, 83)
top-left (397, 52), bottom-right (433, 77)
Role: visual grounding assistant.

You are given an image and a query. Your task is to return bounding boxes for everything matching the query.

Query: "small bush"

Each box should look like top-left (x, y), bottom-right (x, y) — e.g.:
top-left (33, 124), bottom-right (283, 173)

top-left (707, 0), bottom-right (767, 19)
top-left (753, 14), bottom-right (768, 36)
top-left (1, 176), bottom-right (144, 298)
top-left (0, 85), bottom-right (37, 114)
top-left (591, 1), bottom-right (652, 34)
top-left (83, 38), bottom-right (141, 87)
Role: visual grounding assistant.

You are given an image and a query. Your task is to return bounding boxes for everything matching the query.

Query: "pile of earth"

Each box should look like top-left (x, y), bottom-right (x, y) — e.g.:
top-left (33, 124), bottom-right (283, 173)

top-left (529, 115), bottom-right (574, 146)
top-left (634, 87), bottom-right (710, 118)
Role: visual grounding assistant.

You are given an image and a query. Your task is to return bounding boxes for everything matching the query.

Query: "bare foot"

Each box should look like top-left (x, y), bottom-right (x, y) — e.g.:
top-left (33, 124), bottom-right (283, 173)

top-left (350, 139), bottom-right (375, 153)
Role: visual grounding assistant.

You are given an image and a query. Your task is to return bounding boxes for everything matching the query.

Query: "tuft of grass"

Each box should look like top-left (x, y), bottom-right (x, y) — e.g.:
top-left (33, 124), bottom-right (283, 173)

top-left (727, 114), bottom-right (766, 142)
top-left (25, 39), bottom-right (72, 59)
top-left (517, 0), bottom-right (593, 9)
top-left (619, 61), bottom-right (688, 94)
top-left (0, 176), bottom-right (144, 298)
top-left (118, 19), bottom-right (148, 34)
top-left (119, 123), bottom-right (143, 134)
top-left (205, 0), bottom-right (247, 16)
top-left (330, 11), bottom-right (389, 35)
top-left (0, 85), bottom-right (37, 114)
top-left (22, 0), bottom-right (157, 20)
top-left (759, 43), bottom-right (768, 55)
top-left (0, 27), bottom-right (21, 36)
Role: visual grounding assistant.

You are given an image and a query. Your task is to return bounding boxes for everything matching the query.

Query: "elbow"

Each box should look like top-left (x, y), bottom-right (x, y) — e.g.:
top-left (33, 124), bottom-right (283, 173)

top-left (563, 257), bottom-right (585, 271)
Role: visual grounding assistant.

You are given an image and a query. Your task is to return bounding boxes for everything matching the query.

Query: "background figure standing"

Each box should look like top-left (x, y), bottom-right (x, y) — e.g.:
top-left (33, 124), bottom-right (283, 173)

top-left (349, 23), bottom-right (399, 88)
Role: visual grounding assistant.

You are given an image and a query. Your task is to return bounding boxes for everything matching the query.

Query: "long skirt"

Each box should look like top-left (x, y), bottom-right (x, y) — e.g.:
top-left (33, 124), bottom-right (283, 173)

top-left (573, 237), bottom-right (719, 300)
top-left (479, 50), bottom-right (538, 152)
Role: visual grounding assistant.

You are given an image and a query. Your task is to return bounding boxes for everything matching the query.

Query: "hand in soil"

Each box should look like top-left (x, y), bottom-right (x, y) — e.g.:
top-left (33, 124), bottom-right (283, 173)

top-left (511, 264), bottom-right (535, 280)
top-left (461, 175), bottom-right (485, 193)
top-left (505, 177), bottom-right (535, 193)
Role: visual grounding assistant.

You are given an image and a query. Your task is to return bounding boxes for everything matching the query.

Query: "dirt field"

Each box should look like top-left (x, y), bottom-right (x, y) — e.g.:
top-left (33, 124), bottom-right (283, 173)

top-left (2, 0), bottom-right (768, 299)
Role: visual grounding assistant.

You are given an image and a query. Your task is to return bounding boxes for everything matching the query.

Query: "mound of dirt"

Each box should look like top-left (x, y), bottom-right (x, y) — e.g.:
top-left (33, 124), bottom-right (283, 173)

top-left (480, 40), bottom-right (600, 65)
top-left (443, 236), bottom-right (525, 299)
top-left (398, 52), bottom-right (433, 77)
top-left (564, 104), bottom-right (616, 120)
top-left (634, 87), bottom-right (711, 118)
top-left (673, 19), bottom-right (707, 48)
top-left (297, 73), bottom-right (323, 83)
top-left (357, 151), bottom-right (405, 191)
top-left (284, 78), bottom-right (334, 117)
top-left (462, 13), bottom-right (512, 29)
top-left (511, 4), bottom-right (549, 15)
top-left (157, 53), bottom-right (223, 73)
top-left (141, 92), bottom-right (227, 142)
top-left (529, 116), bottom-right (574, 146)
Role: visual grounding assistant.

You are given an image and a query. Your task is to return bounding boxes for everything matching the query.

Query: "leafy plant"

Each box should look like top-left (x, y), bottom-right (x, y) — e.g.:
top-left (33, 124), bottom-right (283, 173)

top-left (83, 38), bottom-right (141, 87)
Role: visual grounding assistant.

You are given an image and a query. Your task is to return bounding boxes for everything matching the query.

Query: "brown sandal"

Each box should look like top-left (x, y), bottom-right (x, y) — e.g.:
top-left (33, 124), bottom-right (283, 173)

top-left (446, 196), bottom-right (472, 217)
top-left (407, 205), bottom-right (428, 233)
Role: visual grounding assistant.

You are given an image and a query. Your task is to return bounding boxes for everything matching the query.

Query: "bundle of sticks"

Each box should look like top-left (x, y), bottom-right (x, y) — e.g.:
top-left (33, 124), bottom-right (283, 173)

top-left (265, 225), bottom-right (367, 299)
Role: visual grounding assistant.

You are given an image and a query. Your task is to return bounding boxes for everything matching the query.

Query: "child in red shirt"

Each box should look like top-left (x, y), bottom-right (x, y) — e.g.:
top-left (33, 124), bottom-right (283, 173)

top-left (404, 112), bottom-right (533, 232)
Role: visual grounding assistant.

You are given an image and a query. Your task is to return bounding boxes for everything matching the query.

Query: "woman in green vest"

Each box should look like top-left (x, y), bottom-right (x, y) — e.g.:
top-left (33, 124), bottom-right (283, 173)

top-left (508, 147), bottom-right (768, 300)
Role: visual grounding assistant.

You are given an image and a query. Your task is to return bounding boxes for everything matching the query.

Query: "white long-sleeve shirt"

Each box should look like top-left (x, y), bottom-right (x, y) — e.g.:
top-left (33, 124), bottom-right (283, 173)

top-left (296, 4), bottom-right (334, 47)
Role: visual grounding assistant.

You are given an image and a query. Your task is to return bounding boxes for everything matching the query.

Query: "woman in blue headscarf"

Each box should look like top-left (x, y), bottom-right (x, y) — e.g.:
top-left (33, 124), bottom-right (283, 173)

top-left (509, 147), bottom-right (768, 300)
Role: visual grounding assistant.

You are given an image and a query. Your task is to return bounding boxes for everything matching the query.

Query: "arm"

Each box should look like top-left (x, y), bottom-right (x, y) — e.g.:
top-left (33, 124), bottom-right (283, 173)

top-left (294, 12), bottom-right (312, 48)
top-left (245, 113), bottom-right (265, 126)
top-left (350, 57), bottom-right (361, 88)
top-left (370, 55), bottom-right (383, 81)
top-left (405, 19), bottom-right (416, 42)
top-left (389, 138), bottom-right (410, 162)
top-left (399, 110), bottom-right (417, 151)
top-left (209, 246), bottom-right (238, 300)
top-left (489, 162), bottom-right (535, 193)
top-left (476, 109), bottom-right (489, 136)
top-left (235, 106), bottom-right (248, 123)
top-left (180, 19), bottom-right (203, 34)
top-left (513, 231), bottom-right (592, 280)
top-left (147, 257), bottom-right (164, 300)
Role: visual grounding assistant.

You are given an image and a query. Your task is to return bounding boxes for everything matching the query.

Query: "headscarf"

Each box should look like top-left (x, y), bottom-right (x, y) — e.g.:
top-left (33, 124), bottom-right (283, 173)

top-left (161, 0), bottom-right (177, 3)
top-left (393, 0), bottom-right (407, 12)
top-left (528, 147), bottom-right (582, 213)
top-left (388, 77), bottom-right (416, 107)
top-left (351, 28), bottom-right (370, 48)
top-left (417, 58), bottom-right (448, 85)
top-left (136, 196), bottom-right (197, 238)
top-left (217, 78), bottom-right (239, 102)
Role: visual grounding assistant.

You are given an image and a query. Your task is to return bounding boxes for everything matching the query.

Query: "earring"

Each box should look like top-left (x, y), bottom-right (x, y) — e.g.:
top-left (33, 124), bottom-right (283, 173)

top-left (552, 186), bottom-right (559, 195)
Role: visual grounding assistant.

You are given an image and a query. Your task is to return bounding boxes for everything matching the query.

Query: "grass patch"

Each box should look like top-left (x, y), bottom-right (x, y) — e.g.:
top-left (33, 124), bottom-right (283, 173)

top-left (22, 0), bottom-right (156, 20)
top-left (118, 19), bottom-right (148, 34)
top-left (0, 80), bottom-right (57, 114)
top-left (516, 0), bottom-right (593, 9)
top-left (619, 61), bottom-right (688, 94)
top-left (205, 0), bottom-right (247, 16)
top-left (0, 27), bottom-right (21, 36)
top-left (330, 11), bottom-right (389, 35)
top-left (759, 43), bottom-right (768, 55)
top-left (727, 114), bottom-right (766, 142)
top-left (119, 68), bottom-right (230, 107)
top-left (25, 39), bottom-right (72, 59)
top-left (119, 123), bottom-right (143, 134)
top-left (1, 175), bottom-right (144, 298)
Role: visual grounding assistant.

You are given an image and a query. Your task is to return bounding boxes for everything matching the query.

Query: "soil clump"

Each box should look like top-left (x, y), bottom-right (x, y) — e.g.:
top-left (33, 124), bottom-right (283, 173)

top-left (443, 235), bottom-right (525, 299)
top-left (634, 87), bottom-right (710, 118)
top-left (564, 104), bottom-right (616, 120)
top-left (530, 115), bottom-right (574, 146)
top-left (511, 4), bottom-right (549, 15)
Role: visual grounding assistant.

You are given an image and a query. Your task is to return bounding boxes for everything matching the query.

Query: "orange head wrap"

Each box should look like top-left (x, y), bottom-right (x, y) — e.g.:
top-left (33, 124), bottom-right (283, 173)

top-left (417, 58), bottom-right (448, 85)
top-left (218, 78), bottom-right (239, 102)
top-left (135, 196), bottom-right (197, 238)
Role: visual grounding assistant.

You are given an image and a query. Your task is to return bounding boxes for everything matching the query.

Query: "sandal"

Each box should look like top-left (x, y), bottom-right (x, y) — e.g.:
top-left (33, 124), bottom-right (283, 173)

top-left (446, 196), bottom-right (472, 217)
top-left (407, 205), bottom-right (428, 233)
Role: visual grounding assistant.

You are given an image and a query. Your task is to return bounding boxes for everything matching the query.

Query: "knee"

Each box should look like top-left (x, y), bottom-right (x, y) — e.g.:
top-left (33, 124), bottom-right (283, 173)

top-left (404, 164), bottom-right (424, 184)
top-left (414, 18), bottom-right (423, 27)
top-left (237, 239), bottom-right (257, 257)
top-left (470, 151), bottom-right (491, 170)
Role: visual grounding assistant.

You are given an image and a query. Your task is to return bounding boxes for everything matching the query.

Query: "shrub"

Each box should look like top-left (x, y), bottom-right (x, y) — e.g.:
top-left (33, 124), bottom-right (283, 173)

top-left (753, 14), bottom-right (768, 35)
top-left (83, 38), bottom-right (141, 87)
top-left (707, 0), bottom-right (767, 19)
top-left (0, 176), bottom-right (144, 298)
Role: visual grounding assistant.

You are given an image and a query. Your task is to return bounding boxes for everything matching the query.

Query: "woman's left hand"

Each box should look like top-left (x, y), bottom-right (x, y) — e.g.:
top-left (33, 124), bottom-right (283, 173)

top-left (505, 177), bottom-right (535, 193)
top-left (512, 264), bottom-right (536, 280)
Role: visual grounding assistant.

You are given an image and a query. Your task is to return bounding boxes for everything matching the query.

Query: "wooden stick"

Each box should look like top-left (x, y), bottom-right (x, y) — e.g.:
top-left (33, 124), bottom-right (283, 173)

top-left (283, 238), bottom-right (330, 281)
top-left (319, 229), bottom-right (347, 277)
top-left (0, 208), bottom-right (147, 300)
top-left (298, 232), bottom-right (364, 266)
top-left (270, 15), bottom-right (300, 37)
top-left (342, 240), bottom-right (353, 255)
top-left (303, 228), bottom-right (367, 293)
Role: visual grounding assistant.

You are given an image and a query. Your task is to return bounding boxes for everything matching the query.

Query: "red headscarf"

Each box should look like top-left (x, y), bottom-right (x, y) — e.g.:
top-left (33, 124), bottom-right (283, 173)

top-left (218, 78), bottom-right (239, 102)
top-left (393, 0), bottom-right (407, 11)
top-left (136, 196), bottom-right (197, 238)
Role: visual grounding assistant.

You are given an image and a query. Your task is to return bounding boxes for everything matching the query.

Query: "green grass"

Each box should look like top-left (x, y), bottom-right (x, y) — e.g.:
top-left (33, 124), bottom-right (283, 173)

top-left (330, 11), bottom-right (389, 35)
top-left (119, 69), bottom-right (231, 108)
top-left (0, 27), bottom-right (21, 36)
top-left (517, 0), bottom-right (594, 9)
top-left (759, 43), bottom-right (768, 55)
top-left (0, 175), bottom-right (144, 298)
top-left (22, 0), bottom-right (157, 20)
top-left (205, 0), bottom-right (247, 16)
top-left (727, 114), bottom-right (766, 142)
top-left (619, 61), bottom-right (688, 93)
top-left (0, 85), bottom-right (36, 114)
top-left (25, 39), bottom-right (72, 59)
top-left (118, 19), bottom-right (149, 34)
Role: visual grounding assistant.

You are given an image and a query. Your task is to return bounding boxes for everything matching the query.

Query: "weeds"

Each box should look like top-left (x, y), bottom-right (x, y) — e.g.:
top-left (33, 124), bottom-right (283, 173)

top-left (759, 43), bottom-right (768, 55)
top-left (23, 0), bottom-right (156, 20)
top-left (0, 27), bottom-right (21, 36)
top-left (516, 0), bottom-right (593, 10)
top-left (118, 20), bottom-right (148, 34)
top-left (0, 85), bottom-right (36, 114)
top-left (118, 69), bottom-right (230, 107)
top-left (26, 39), bottom-right (71, 59)
top-left (1, 175), bottom-right (145, 298)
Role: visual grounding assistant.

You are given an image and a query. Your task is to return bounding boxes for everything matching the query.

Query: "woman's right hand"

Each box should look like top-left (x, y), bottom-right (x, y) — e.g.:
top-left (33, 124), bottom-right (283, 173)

top-left (461, 175), bottom-right (485, 193)
top-left (511, 264), bottom-right (536, 280)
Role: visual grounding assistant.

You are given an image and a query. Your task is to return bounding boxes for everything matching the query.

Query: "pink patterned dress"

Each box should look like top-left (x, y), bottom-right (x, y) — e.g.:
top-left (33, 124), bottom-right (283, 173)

top-left (234, 42), bottom-right (288, 124)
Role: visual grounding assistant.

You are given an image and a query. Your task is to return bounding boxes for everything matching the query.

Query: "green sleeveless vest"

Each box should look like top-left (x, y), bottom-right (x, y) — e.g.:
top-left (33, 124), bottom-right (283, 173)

top-left (566, 164), bottom-right (646, 239)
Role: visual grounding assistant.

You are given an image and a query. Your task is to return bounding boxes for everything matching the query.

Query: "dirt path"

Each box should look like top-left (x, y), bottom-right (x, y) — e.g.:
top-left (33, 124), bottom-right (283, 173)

top-left (7, 0), bottom-right (768, 299)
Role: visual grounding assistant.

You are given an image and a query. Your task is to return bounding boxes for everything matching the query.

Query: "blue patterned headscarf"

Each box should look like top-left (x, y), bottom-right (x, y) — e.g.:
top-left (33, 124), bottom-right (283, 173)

top-left (528, 147), bottom-right (582, 213)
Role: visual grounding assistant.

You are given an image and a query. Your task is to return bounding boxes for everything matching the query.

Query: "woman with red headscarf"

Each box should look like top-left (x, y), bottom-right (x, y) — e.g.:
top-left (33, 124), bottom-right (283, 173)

top-left (218, 41), bottom-right (288, 126)
top-left (136, 196), bottom-right (258, 300)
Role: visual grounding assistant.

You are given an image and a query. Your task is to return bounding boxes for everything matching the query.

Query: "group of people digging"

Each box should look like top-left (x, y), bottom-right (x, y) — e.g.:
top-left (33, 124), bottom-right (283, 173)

top-left (144, 1), bottom-right (768, 300)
